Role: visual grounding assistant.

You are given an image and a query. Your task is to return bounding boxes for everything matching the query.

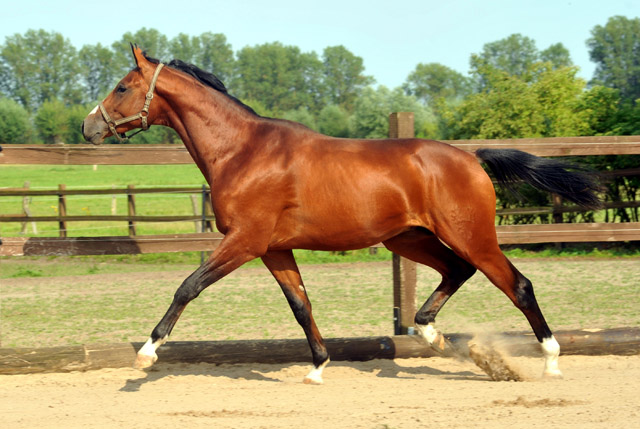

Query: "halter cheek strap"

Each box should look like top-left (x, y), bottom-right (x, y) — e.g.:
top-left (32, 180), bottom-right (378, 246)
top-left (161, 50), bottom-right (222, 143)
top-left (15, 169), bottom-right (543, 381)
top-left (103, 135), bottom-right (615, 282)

top-left (98, 63), bottom-right (164, 143)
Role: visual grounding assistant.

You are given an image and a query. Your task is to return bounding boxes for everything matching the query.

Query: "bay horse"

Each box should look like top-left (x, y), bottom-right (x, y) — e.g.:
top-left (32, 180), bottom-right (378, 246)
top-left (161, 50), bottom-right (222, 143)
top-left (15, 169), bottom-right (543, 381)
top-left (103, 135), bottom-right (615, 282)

top-left (82, 46), bottom-right (600, 383)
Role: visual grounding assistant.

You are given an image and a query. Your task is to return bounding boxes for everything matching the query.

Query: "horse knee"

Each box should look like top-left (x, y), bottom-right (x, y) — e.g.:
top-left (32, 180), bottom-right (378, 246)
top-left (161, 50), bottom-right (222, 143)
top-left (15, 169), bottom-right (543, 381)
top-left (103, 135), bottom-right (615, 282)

top-left (174, 276), bottom-right (204, 305)
top-left (513, 275), bottom-right (538, 311)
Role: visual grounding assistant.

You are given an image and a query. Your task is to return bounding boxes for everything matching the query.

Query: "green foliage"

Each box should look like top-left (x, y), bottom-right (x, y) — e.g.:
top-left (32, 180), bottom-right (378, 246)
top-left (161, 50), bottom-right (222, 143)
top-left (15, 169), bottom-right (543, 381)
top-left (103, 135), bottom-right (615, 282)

top-left (1, 29), bottom-right (82, 111)
top-left (64, 104), bottom-right (92, 144)
top-left (349, 87), bottom-right (392, 138)
top-left (317, 104), bottom-right (350, 137)
top-left (282, 107), bottom-right (318, 130)
top-left (111, 27), bottom-right (169, 74)
top-left (168, 32), bottom-right (235, 83)
top-left (79, 43), bottom-right (119, 102)
top-left (404, 62), bottom-right (471, 107)
top-left (350, 86), bottom-right (435, 139)
top-left (445, 63), bottom-right (590, 140)
top-left (588, 16), bottom-right (640, 103)
top-left (241, 98), bottom-right (274, 118)
top-left (472, 34), bottom-right (540, 78)
top-left (540, 43), bottom-right (573, 69)
top-left (34, 98), bottom-right (68, 143)
top-left (235, 42), bottom-right (324, 114)
top-left (321, 45), bottom-right (374, 111)
top-left (0, 97), bottom-right (33, 143)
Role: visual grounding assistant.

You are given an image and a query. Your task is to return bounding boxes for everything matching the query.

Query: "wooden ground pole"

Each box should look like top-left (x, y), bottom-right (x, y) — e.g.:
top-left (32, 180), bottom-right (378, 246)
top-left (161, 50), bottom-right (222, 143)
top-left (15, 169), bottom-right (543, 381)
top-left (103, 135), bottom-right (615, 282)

top-left (1, 328), bottom-right (638, 375)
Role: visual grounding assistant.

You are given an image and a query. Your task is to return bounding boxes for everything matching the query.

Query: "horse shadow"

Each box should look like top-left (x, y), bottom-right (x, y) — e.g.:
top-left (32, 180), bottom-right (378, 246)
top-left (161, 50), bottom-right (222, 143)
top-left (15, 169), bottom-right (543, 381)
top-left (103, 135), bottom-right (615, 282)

top-left (119, 358), bottom-right (481, 392)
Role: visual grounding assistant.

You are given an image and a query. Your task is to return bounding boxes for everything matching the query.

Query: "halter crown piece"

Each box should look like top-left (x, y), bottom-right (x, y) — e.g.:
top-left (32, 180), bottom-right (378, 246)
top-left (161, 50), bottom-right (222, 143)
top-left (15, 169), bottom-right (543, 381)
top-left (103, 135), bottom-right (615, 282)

top-left (98, 63), bottom-right (164, 143)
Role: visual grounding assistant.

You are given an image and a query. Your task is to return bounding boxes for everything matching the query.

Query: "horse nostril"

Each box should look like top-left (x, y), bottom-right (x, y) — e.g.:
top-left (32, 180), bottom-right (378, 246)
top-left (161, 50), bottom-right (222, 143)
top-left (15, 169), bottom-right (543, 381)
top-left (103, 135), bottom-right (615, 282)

top-left (81, 121), bottom-right (85, 135)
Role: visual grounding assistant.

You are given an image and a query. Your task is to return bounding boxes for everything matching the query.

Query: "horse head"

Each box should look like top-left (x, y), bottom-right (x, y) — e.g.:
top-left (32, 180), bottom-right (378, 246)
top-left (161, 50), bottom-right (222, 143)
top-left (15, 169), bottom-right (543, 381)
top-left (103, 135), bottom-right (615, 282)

top-left (82, 44), bottom-right (165, 144)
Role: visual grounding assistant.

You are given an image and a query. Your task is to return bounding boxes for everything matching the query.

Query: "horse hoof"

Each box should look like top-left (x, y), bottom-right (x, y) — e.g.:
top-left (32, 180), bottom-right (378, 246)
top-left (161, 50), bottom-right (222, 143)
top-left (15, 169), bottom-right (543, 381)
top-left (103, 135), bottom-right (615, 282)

top-left (133, 353), bottom-right (157, 370)
top-left (542, 369), bottom-right (563, 380)
top-left (302, 375), bottom-right (323, 385)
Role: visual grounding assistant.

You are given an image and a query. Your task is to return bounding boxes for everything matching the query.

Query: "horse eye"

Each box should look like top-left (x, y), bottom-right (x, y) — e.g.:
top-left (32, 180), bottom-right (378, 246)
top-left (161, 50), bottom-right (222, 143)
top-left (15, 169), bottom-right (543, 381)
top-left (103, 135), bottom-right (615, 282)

top-left (116, 85), bottom-right (127, 93)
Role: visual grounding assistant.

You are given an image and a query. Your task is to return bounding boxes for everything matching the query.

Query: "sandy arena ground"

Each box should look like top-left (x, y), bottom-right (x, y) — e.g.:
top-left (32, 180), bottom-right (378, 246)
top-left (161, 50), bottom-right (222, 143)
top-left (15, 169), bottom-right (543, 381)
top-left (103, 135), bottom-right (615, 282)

top-left (1, 354), bottom-right (639, 428)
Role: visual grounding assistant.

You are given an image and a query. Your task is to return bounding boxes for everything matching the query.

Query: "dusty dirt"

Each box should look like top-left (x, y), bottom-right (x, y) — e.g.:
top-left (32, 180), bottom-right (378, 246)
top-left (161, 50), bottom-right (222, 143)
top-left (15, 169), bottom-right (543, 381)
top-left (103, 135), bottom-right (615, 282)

top-left (2, 354), bottom-right (639, 428)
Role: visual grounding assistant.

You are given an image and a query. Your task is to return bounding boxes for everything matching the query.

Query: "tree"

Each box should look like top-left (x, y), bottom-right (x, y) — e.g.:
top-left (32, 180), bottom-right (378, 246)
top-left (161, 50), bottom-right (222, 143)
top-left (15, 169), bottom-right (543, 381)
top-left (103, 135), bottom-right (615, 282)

top-left (445, 63), bottom-right (590, 139)
top-left (349, 86), bottom-right (390, 138)
top-left (195, 32), bottom-right (235, 84)
top-left (350, 86), bottom-right (435, 138)
top-left (65, 104), bottom-right (92, 144)
top-left (588, 16), bottom-right (640, 103)
top-left (403, 62), bottom-right (471, 107)
top-left (112, 28), bottom-right (169, 73)
top-left (317, 104), bottom-right (350, 137)
top-left (234, 42), bottom-right (323, 114)
top-left (321, 45), bottom-right (374, 111)
top-left (34, 98), bottom-right (68, 144)
top-left (471, 34), bottom-right (539, 79)
top-left (0, 97), bottom-right (33, 143)
top-left (540, 43), bottom-right (573, 69)
top-left (0, 29), bottom-right (82, 111)
top-left (79, 43), bottom-right (119, 102)
top-left (470, 34), bottom-right (573, 90)
top-left (283, 107), bottom-right (317, 130)
top-left (168, 33), bottom-right (200, 64)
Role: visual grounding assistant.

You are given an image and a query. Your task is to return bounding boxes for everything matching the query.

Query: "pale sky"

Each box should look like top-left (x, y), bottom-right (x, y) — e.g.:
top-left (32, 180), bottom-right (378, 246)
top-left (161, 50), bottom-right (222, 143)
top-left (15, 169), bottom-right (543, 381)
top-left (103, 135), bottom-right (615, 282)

top-left (2, 0), bottom-right (638, 88)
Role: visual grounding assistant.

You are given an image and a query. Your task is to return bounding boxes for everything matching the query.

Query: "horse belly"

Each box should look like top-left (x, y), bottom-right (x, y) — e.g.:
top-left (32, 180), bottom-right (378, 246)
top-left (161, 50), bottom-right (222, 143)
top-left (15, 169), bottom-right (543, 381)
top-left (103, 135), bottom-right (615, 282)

top-left (268, 195), bottom-right (419, 251)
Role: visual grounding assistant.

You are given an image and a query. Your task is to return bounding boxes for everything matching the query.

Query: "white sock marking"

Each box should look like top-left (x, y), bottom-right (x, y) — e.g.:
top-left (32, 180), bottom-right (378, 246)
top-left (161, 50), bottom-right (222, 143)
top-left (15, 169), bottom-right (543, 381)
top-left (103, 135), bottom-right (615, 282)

top-left (304, 358), bottom-right (330, 384)
top-left (416, 323), bottom-right (439, 344)
top-left (541, 336), bottom-right (562, 377)
top-left (138, 336), bottom-right (168, 357)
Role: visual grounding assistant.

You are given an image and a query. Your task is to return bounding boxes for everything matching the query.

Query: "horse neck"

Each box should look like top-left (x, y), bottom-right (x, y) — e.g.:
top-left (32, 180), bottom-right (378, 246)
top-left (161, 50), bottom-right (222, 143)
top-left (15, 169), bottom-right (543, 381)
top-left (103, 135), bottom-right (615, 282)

top-left (159, 74), bottom-right (259, 173)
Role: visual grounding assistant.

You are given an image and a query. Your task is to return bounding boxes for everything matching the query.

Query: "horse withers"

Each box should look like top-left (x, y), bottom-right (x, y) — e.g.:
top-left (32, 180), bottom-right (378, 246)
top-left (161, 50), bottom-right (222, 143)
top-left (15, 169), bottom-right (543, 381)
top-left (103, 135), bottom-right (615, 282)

top-left (82, 45), bottom-right (600, 383)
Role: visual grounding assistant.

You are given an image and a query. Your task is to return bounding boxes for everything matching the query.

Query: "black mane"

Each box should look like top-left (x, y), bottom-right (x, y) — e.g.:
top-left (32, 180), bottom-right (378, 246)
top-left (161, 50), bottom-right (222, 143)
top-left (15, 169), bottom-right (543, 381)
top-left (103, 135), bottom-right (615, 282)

top-left (142, 52), bottom-right (258, 116)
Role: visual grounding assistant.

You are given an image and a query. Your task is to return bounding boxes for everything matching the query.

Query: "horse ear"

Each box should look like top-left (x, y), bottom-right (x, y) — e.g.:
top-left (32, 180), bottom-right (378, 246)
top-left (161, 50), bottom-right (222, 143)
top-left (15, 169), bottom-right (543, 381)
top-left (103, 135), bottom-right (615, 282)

top-left (130, 43), bottom-right (146, 67)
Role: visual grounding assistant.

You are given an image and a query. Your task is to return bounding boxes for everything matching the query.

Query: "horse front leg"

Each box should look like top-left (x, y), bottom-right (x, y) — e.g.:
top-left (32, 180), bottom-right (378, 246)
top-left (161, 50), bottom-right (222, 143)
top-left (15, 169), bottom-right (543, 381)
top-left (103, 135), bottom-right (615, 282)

top-left (261, 250), bottom-right (330, 384)
top-left (134, 234), bottom-right (260, 369)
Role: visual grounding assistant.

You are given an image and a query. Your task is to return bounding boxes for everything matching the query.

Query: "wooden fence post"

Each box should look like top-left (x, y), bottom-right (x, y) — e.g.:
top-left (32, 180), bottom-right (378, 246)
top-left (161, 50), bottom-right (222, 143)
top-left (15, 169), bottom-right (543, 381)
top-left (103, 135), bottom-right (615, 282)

top-left (111, 185), bottom-right (117, 215)
top-left (389, 112), bottom-right (418, 335)
top-left (127, 185), bottom-right (137, 236)
top-left (58, 184), bottom-right (67, 238)
top-left (552, 193), bottom-right (564, 249)
top-left (20, 181), bottom-right (37, 235)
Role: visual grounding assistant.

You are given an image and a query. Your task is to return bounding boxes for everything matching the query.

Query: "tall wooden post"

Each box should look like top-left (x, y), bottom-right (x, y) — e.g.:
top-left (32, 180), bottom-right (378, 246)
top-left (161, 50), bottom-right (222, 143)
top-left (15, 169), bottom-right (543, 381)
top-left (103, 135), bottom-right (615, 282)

top-left (127, 185), bottom-right (137, 236)
top-left (389, 112), bottom-right (417, 335)
top-left (58, 184), bottom-right (67, 238)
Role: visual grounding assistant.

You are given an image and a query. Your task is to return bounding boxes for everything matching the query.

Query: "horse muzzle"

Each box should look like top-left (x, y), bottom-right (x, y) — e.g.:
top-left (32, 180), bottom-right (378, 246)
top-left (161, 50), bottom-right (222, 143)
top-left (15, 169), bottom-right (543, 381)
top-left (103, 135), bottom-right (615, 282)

top-left (82, 110), bottom-right (108, 145)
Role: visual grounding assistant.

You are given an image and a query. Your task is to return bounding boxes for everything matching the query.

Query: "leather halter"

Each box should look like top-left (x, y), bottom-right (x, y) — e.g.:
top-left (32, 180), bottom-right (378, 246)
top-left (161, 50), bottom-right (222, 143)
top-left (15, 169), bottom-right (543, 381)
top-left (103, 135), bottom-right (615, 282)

top-left (98, 63), bottom-right (164, 142)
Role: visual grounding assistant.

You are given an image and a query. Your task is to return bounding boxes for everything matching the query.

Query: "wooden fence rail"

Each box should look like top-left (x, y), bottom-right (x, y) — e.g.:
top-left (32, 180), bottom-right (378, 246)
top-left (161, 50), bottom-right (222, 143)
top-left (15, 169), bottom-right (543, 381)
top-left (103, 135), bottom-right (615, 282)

top-left (2, 135), bottom-right (640, 165)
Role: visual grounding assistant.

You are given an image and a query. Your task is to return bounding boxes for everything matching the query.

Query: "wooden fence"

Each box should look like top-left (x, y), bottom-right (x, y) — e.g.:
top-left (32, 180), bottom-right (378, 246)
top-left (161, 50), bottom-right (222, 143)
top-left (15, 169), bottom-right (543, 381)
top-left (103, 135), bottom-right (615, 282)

top-left (0, 185), bottom-right (215, 237)
top-left (2, 118), bottom-right (640, 334)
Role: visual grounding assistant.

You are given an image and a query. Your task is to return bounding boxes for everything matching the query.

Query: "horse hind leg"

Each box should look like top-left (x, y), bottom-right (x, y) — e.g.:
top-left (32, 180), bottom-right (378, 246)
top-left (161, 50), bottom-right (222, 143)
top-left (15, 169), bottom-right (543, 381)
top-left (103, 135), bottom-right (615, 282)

top-left (383, 229), bottom-right (477, 353)
top-left (261, 250), bottom-right (330, 384)
top-left (440, 227), bottom-right (562, 378)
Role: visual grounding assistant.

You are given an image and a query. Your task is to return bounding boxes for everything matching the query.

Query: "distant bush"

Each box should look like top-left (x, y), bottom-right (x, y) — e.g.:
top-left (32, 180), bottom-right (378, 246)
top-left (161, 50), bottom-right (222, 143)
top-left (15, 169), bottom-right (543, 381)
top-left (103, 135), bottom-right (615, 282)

top-left (34, 99), bottom-right (68, 144)
top-left (0, 98), bottom-right (34, 143)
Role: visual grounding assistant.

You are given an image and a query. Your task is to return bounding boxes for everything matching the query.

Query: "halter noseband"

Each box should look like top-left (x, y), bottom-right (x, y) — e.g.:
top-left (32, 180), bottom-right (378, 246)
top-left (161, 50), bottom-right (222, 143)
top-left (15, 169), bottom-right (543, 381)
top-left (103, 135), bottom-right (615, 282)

top-left (98, 63), bottom-right (164, 143)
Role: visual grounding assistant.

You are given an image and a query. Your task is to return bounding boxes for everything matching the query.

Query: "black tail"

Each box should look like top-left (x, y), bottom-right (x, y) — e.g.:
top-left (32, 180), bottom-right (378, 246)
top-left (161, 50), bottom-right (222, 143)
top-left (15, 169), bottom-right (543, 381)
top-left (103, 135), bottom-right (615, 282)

top-left (476, 148), bottom-right (602, 209)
